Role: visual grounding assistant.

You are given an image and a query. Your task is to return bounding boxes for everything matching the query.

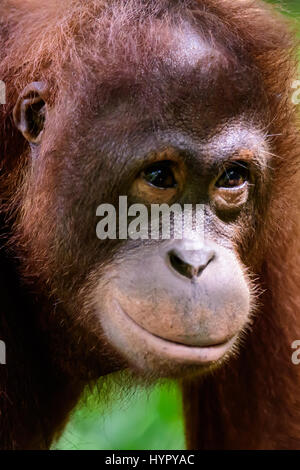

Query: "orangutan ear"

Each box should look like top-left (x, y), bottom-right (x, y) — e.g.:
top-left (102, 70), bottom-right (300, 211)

top-left (13, 81), bottom-right (48, 144)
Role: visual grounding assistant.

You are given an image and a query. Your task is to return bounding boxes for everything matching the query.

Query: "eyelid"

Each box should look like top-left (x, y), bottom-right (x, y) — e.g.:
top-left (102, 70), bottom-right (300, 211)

top-left (222, 160), bottom-right (250, 170)
top-left (216, 180), bottom-right (248, 192)
top-left (215, 160), bottom-right (250, 188)
top-left (142, 160), bottom-right (176, 173)
top-left (141, 161), bottom-right (178, 190)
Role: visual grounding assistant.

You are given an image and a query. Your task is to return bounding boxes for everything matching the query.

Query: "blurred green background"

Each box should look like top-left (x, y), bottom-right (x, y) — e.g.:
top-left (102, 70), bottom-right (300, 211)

top-left (55, 1), bottom-right (299, 451)
top-left (54, 379), bottom-right (185, 450)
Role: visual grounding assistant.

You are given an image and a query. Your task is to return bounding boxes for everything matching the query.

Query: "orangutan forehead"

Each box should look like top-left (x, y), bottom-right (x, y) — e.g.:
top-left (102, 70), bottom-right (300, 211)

top-left (90, 15), bottom-right (227, 82)
top-left (69, 15), bottom-right (234, 114)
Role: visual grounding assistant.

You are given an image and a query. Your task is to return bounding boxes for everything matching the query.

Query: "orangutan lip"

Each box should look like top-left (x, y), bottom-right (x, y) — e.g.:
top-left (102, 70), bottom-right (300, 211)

top-left (114, 300), bottom-right (237, 364)
top-left (124, 311), bottom-right (233, 348)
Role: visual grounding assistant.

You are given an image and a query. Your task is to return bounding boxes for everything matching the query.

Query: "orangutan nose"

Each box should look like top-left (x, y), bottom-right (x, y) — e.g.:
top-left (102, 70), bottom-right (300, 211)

top-left (168, 247), bottom-right (215, 279)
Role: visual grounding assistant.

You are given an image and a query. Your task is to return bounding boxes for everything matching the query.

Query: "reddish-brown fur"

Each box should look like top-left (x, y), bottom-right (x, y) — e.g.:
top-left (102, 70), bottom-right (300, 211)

top-left (0, 0), bottom-right (300, 450)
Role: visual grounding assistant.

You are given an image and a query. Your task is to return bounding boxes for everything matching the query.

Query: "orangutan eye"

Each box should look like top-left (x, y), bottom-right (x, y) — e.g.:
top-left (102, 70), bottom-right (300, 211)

top-left (216, 162), bottom-right (250, 189)
top-left (143, 161), bottom-right (178, 189)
